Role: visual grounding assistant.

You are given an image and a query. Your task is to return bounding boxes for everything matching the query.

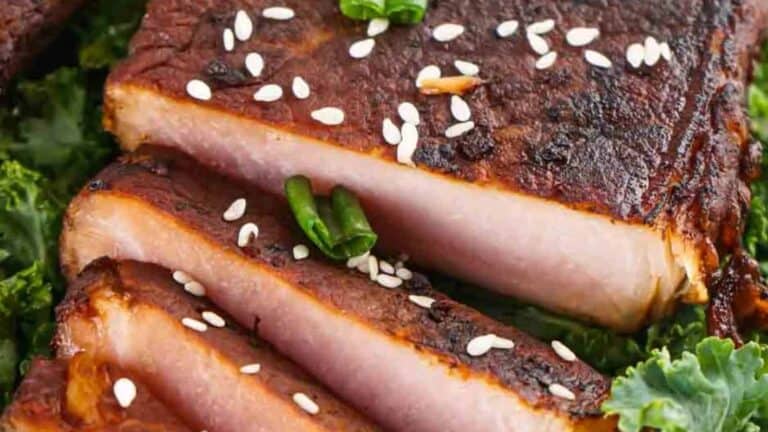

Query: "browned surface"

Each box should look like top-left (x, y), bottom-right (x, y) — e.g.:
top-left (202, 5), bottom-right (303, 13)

top-left (61, 146), bottom-right (614, 427)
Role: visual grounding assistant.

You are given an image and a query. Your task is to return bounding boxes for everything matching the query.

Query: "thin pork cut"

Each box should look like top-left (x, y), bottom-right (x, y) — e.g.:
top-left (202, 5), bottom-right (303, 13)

top-left (55, 258), bottom-right (378, 432)
top-left (60, 146), bottom-right (614, 432)
top-left (104, 0), bottom-right (768, 331)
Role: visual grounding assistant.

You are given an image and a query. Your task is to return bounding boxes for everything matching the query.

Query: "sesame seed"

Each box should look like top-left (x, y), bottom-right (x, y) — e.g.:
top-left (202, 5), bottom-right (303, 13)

top-left (548, 383), bottom-right (576, 400)
top-left (496, 20), bottom-right (519, 38)
top-left (397, 123), bottom-right (418, 166)
top-left (201, 311), bottom-right (226, 328)
top-left (293, 244), bottom-right (310, 260)
top-left (245, 52), bottom-right (265, 77)
top-left (223, 198), bottom-right (247, 222)
top-left (262, 6), bottom-right (295, 20)
top-left (584, 50), bottom-right (612, 68)
top-left (349, 38), bottom-right (376, 59)
top-left (240, 363), bottom-right (261, 374)
top-left (527, 32), bottom-right (550, 55)
top-left (182, 317), bottom-right (208, 332)
top-left (293, 393), bottom-right (319, 415)
top-left (535, 51), bottom-right (558, 70)
top-left (644, 36), bottom-right (661, 66)
top-left (566, 27), bottom-right (599, 47)
top-left (432, 23), bottom-right (465, 42)
top-left (551, 340), bottom-right (577, 362)
top-left (626, 43), bottom-right (645, 68)
top-left (445, 121), bottom-right (475, 138)
top-left (492, 336), bottom-right (515, 350)
top-left (223, 28), bottom-right (235, 52)
top-left (454, 60), bottom-right (479, 76)
top-left (292, 76), bottom-right (310, 99)
top-left (526, 19), bottom-right (555, 35)
top-left (367, 18), bottom-right (389, 37)
top-left (184, 281), bottom-right (206, 297)
top-left (311, 107), bottom-right (345, 126)
top-left (172, 270), bottom-right (192, 284)
top-left (368, 255), bottom-right (379, 280)
top-left (379, 260), bottom-right (395, 274)
top-left (382, 118), bottom-right (401, 145)
top-left (376, 274), bottom-right (403, 288)
top-left (234, 10), bottom-right (253, 41)
top-left (408, 295), bottom-right (435, 309)
top-left (113, 378), bottom-right (137, 408)
top-left (450, 95), bottom-right (471, 122)
top-left (395, 267), bottom-right (413, 280)
top-left (237, 223), bottom-right (259, 247)
top-left (254, 84), bottom-right (283, 102)
top-left (466, 334), bottom-right (496, 357)
top-left (415, 65), bottom-right (441, 88)
top-left (186, 80), bottom-right (212, 101)
top-left (347, 252), bottom-right (370, 268)
top-left (397, 102), bottom-right (420, 125)
top-left (659, 42), bottom-right (673, 61)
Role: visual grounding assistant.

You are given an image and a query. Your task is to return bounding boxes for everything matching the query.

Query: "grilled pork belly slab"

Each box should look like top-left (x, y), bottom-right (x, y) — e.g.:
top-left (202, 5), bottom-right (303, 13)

top-left (61, 146), bottom-right (614, 432)
top-left (55, 258), bottom-right (378, 432)
top-left (1, 356), bottom-right (191, 432)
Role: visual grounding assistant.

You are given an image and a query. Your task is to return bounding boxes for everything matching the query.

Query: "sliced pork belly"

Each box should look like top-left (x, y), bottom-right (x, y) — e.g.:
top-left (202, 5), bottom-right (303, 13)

top-left (1, 356), bottom-right (191, 432)
top-left (104, 0), bottom-right (768, 331)
top-left (54, 258), bottom-right (378, 432)
top-left (61, 146), bottom-right (614, 432)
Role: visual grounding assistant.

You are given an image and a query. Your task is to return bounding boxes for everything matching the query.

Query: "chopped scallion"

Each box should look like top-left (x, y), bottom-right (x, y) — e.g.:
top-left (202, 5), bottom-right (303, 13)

top-left (385, 0), bottom-right (428, 24)
top-left (339, 0), bottom-right (386, 21)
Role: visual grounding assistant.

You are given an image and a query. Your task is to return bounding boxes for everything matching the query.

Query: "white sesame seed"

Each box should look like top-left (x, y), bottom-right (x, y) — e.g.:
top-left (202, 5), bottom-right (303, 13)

top-left (368, 255), bottom-right (379, 280)
top-left (415, 65), bottom-right (441, 88)
top-left (237, 223), bottom-right (259, 247)
top-left (398, 123), bottom-right (418, 166)
top-left (223, 28), bottom-right (235, 52)
top-left (376, 274), bottom-right (403, 288)
top-left (311, 107), bottom-right (345, 126)
top-left (254, 84), bottom-right (283, 102)
top-left (223, 198), bottom-right (247, 222)
top-left (408, 295), bottom-right (435, 309)
top-left (347, 252), bottom-right (370, 268)
top-left (551, 340), bottom-right (577, 362)
top-left (234, 10), bottom-right (253, 41)
top-left (566, 27), bottom-right (599, 47)
top-left (535, 51), bottom-right (558, 70)
top-left (201, 311), bottom-right (226, 328)
top-left (184, 281), bottom-right (206, 297)
top-left (432, 23), bottom-right (465, 42)
top-left (659, 42), bottom-right (673, 61)
top-left (245, 52), bottom-right (265, 77)
top-left (349, 38), bottom-right (376, 59)
top-left (466, 334), bottom-right (496, 357)
top-left (113, 378), bottom-right (137, 409)
top-left (549, 383), bottom-right (576, 400)
top-left (367, 18), bottom-right (390, 37)
top-left (292, 76), bottom-right (310, 99)
top-left (445, 121), bottom-right (475, 138)
top-left (379, 260), bottom-right (395, 274)
top-left (240, 363), bottom-right (261, 374)
top-left (454, 60), bottom-right (479, 76)
top-left (526, 19), bottom-right (555, 35)
top-left (395, 267), bottom-right (413, 280)
top-left (398, 102), bottom-right (420, 125)
top-left (182, 317), bottom-right (208, 332)
top-left (450, 95), bottom-right (472, 122)
top-left (293, 393), bottom-right (319, 415)
top-left (496, 20), bottom-right (519, 38)
top-left (172, 270), bottom-right (192, 284)
top-left (293, 244), bottom-right (310, 260)
top-left (527, 32), bottom-right (550, 55)
top-left (186, 80), bottom-right (212, 101)
top-left (356, 262), bottom-right (370, 274)
top-left (644, 36), bottom-right (661, 66)
top-left (263, 6), bottom-right (295, 20)
top-left (626, 43), bottom-right (645, 68)
top-left (584, 50), bottom-right (612, 68)
top-left (382, 118), bottom-right (401, 145)
top-left (492, 336), bottom-right (515, 350)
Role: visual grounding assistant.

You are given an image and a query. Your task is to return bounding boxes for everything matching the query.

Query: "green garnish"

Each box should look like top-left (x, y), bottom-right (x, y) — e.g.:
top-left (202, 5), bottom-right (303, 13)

top-left (385, 0), bottom-right (428, 24)
top-left (285, 176), bottom-right (377, 260)
top-left (339, 0), bottom-right (386, 21)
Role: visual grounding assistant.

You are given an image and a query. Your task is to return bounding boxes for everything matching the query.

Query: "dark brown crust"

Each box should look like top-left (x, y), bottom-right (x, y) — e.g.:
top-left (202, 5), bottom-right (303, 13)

top-left (62, 145), bottom-right (613, 425)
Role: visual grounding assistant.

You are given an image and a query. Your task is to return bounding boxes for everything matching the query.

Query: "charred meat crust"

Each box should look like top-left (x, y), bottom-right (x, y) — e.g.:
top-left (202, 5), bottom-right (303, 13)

top-left (62, 145), bottom-right (612, 421)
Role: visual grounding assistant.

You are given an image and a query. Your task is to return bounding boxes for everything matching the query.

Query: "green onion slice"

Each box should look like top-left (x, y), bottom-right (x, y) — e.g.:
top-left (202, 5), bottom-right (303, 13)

top-left (385, 0), bottom-right (428, 24)
top-left (340, 0), bottom-right (386, 21)
top-left (285, 176), bottom-right (377, 260)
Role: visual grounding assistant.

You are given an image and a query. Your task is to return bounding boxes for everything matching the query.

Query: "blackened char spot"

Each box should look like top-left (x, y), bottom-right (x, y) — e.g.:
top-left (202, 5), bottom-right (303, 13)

top-left (405, 272), bottom-right (432, 294)
top-left (88, 179), bottom-right (108, 191)
top-left (261, 243), bottom-right (288, 268)
top-left (413, 143), bottom-right (458, 173)
top-left (533, 133), bottom-right (573, 165)
top-left (204, 59), bottom-right (247, 87)
top-left (457, 126), bottom-right (495, 161)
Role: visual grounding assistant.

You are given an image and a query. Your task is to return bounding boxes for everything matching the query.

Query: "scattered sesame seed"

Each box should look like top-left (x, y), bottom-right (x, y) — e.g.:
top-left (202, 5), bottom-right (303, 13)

top-left (395, 267), bottom-right (413, 280)
top-left (234, 10), bottom-right (253, 41)
top-left (551, 340), bottom-right (577, 362)
top-left (526, 19), bottom-right (555, 35)
top-left (626, 43), bottom-right (645, 68)
top-left (245, 52), bottom-right (265, 77)
top-left (415, 65), bottom-right (441, 88)
top-left (292, 76), bottom-right (310, 99)
top-left (223, 28), bottom-right (235, 52)
top-left (527, 32), bottom-right (550, 55)
top-left (201, 311), bottom-right (226, 328)
top-left (382, 118), bottom-right (401, 145)
top-left (262, 6), bottom-right (295, 20)
top-left (347, 252), bottom-right (370, 268)
top-left (367, 18), bottom-right (390, 37)
top-left (311, 107), bottom-right (345, 126)
top-left (454, 60), bottom-right (479, 76)
top-left (397, 102), bottom-right (420, 125)
top-left (445, 121), bottom-right (475, 138)
top-left (254, 84), bottom-right (283, 102)
top-left (184, 281), bottom-right (206, 297)
top-left (240, 363), bottom-right (261, 374)
top-left (182, 317), bottom-right (208, 332)
top-left (566, 27), bottom-right (599, 47)
top-left (113, 378), bottom-right (137, 408)
top-left (548, 383), bottom-right (576, 400)
top-left (659, 42), bottom-right (673, 61)
top-left (492, 336), bottom-right (515, 350)
top-left (349, 38), bottom-right (376, 59)
top-left (496, 20), bottom-right (519, 38)
top-left (466, 334), bottom-right (496, 357)
top-left (237, 222), bottom-right (259, 247)
top-left (379, 260), bottom-right (395, 274)
top-left (376, 274), bottom-right (403, 288)
top-left (223, 198), bottom-right (247, 222)
top-left (172, 270), bottom-right (192, 284)
top-left (644, 36), bottom-right (661, 66)
top-left (584, 50), bottom-right (612, 68)
top-left (450, 95), bottom-right (471, 122)
top-left (293, 244), bottom-right (310, 260)
top-left (293, 392), bottom-right (319, 415)
top-left (432, 23), bottom-right (465, 42)
top-left (186, 80), bottom-right (212, 101)
top-left (397, 123), bottom-right (419, 166)
top-left (408, 295), bottom-right (435, 309)
top-left (368, 255), bottom-right (379, 280)
top-left (535, 51), bottom-right (558, 70)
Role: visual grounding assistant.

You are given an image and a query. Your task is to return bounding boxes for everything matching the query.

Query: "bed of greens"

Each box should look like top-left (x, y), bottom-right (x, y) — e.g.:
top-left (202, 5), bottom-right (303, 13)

top-left (0, 3), bottom-right (767, 431)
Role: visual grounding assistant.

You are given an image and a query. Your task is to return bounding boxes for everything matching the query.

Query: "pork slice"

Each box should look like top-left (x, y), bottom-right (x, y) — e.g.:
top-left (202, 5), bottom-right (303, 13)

top-left (61, 146), bottom-right (614, 432)
top-left (54, 258), bottom-right (378, 432)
